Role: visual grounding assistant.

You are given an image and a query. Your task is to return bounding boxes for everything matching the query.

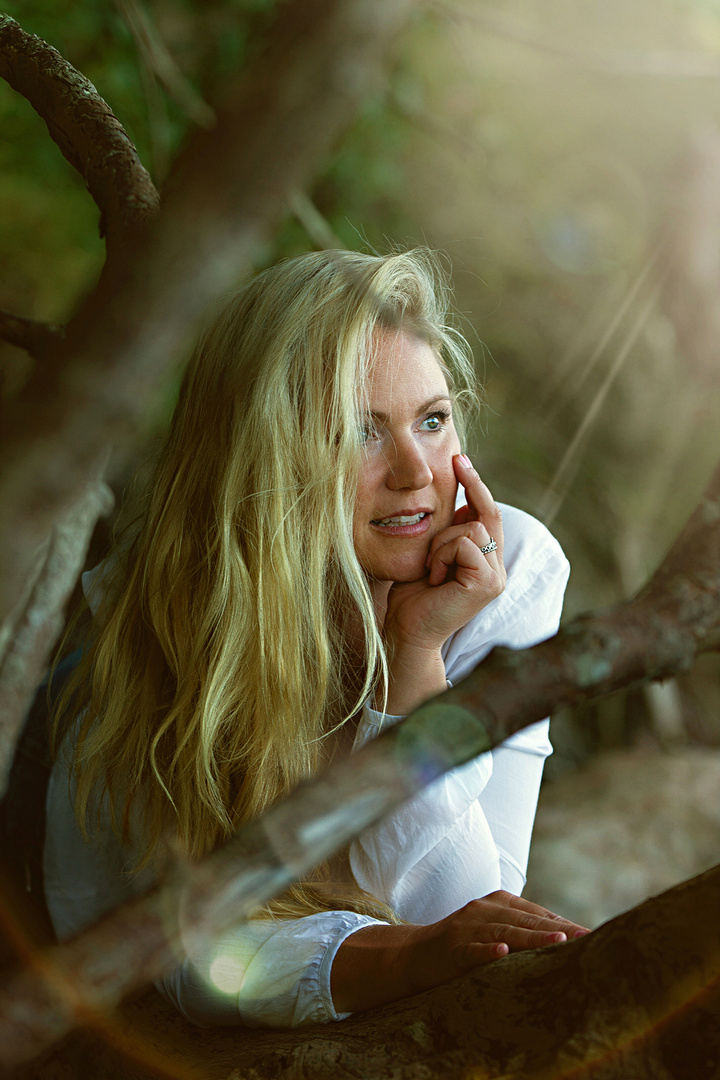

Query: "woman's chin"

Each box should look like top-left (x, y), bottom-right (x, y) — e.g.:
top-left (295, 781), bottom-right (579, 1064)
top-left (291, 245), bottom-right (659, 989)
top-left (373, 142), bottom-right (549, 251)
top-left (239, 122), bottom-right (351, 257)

top-left (385, 554), bottom-right (432, 584)
top-left (360, 541), bottom-right (433, 586)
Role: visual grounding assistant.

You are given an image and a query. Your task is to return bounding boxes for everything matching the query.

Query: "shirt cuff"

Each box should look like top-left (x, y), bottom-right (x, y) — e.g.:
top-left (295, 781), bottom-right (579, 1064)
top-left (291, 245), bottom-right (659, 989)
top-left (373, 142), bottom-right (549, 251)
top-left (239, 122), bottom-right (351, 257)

top-left (158, 911), bottom-right (387, 1029)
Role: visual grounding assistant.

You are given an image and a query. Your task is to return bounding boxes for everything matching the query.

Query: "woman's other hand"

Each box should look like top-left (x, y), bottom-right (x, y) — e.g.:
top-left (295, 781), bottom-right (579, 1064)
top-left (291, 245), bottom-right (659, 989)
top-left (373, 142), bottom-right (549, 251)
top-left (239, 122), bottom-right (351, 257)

top-left (402, 891), bottom-right (589, 996)
top-left (331, 891), bottom-right (590, 1014)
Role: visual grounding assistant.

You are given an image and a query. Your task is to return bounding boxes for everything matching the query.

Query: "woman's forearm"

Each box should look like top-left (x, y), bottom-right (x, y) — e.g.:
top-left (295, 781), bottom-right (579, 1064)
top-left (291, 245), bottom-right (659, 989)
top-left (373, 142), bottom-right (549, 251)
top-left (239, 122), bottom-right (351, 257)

top-left (331, 923), bottom-right (421, 1013)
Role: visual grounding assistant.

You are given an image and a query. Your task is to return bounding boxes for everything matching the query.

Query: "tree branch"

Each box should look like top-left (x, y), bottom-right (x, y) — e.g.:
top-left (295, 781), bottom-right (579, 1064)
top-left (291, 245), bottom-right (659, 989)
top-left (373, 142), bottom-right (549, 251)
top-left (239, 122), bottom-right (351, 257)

top-left (1, 455), bottom-right (719, 1068)
top-left (0, 309), bottom-right (63, 361)
top-left (114, 0), bottom-right (216, 130)
top-left (43, 864), bottom-right (720, 1079)
top-left (0, 479), bottom-right (114, 796)
top-left (0, 15), bottom-right (159, 250)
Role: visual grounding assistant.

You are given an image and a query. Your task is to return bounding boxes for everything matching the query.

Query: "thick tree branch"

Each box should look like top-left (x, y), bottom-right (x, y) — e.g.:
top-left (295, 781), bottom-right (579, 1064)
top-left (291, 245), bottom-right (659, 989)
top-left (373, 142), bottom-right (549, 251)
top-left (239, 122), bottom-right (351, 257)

top-left (0, 456), bottom-right (719, 1068)
top-left (0, 309), bottom-right (63, 361)
top-left (40, 864), bottom-right (720, 1079)
top-left (0, 15), bottom-right (159, 248)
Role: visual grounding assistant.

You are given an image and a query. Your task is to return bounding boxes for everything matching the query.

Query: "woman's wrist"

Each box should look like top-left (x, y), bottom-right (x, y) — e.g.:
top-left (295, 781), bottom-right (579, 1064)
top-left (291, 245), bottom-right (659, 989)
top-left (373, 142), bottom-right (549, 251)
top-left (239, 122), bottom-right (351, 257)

top-left (331, 923), bottom-right (424, 1013)
top-left (379, 642), bottom-right (447, 715)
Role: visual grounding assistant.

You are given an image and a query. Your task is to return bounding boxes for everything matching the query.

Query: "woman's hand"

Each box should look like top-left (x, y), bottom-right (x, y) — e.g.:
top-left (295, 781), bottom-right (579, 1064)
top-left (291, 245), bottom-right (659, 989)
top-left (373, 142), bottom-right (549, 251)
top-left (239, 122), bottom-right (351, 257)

top-left (402, 891), bottom-right (589, 997)
top-left (331, 891), bottom-right (590, 1014)
top-left (378, 456), bottom-right (506, 714)
top-left (384, 455), bottom-right (506, 653)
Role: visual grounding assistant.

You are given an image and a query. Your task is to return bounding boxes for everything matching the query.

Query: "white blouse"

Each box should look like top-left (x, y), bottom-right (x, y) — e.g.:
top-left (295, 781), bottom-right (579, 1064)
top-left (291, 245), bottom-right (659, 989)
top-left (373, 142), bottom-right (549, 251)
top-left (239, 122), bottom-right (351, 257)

top-left (43, 503), bottom-right (569, 1029)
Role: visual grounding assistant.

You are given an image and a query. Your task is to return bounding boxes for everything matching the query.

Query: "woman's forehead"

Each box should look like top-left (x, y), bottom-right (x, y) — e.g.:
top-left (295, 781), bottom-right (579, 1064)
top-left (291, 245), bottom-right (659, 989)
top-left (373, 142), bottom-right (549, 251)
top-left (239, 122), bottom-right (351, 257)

top-left (365, 329), bottom-right (449, 410)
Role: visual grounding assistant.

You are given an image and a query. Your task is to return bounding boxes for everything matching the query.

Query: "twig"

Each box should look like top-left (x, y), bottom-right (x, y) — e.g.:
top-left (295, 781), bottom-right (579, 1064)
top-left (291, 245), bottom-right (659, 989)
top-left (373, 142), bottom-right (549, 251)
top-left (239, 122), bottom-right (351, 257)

top-left (0, 310), bottom-right (63, 360)
top-left (114, 0), bottom-right (216, 129)
top-left (0, 15), bottom-right (159, 249)
top-left (288, 189), bottom-right (344, 249)
top-left (437, 2), bottom-right (720, 80)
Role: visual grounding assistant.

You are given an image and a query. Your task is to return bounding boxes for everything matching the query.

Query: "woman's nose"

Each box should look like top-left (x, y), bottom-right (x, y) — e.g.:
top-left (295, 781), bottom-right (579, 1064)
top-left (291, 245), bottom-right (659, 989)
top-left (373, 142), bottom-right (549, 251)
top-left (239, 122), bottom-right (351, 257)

top-left (386, 435), bottom-right (433, 491)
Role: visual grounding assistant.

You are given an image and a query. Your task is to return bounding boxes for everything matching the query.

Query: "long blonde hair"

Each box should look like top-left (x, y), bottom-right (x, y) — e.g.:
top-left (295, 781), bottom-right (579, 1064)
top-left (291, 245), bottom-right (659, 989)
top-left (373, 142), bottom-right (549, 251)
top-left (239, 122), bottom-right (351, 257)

top-left (55, 248), bottom-right (479, 918)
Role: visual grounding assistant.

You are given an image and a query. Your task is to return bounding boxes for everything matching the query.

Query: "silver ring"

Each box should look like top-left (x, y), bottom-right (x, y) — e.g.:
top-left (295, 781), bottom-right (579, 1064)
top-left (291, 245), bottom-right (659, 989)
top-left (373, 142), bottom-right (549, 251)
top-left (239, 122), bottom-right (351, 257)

top-left (479, 538), bottom-right (497, 555)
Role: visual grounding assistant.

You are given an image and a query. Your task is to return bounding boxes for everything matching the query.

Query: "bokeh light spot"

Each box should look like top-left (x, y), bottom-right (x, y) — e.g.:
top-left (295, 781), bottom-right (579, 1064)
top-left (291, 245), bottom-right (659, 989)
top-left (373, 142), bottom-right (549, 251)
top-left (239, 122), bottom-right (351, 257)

top-left (209, 952), bottom-right (245, 994)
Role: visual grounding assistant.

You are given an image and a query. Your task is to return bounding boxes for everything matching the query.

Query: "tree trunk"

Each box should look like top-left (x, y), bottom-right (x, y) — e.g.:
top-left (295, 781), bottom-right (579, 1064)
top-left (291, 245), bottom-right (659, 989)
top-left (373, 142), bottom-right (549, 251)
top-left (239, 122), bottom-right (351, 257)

top-left (20, 863), bottom-right (720, 1080)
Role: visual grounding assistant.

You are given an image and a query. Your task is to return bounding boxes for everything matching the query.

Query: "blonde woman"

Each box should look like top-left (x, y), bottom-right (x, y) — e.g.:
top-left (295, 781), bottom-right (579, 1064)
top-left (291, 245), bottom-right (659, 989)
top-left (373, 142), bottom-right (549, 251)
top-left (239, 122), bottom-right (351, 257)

top-left (44, 249), bottom-right (586, 1028)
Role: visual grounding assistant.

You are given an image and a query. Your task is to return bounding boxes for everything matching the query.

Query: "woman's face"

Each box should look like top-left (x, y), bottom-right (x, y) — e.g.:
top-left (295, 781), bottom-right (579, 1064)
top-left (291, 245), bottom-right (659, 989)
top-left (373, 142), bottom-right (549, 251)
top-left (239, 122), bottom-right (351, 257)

top-left (353, 329), bottom-right (462, 585)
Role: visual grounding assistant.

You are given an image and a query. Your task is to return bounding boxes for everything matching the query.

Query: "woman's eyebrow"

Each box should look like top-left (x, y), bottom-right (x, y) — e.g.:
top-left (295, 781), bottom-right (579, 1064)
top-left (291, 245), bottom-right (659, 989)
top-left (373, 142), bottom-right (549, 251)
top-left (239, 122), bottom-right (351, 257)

top-left (369, 395), bottom-right (452, 423)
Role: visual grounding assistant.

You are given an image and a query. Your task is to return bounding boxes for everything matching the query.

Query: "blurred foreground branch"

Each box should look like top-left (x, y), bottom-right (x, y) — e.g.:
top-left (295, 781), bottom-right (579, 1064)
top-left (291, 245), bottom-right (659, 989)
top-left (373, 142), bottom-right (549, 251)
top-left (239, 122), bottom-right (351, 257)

top-left (1, 456), bottom-right (719, 1068)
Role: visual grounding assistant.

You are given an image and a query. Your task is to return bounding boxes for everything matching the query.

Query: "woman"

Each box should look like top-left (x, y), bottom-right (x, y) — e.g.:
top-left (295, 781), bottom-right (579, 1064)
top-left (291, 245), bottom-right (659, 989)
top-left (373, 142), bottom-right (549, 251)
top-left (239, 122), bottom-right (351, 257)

top-left (46, 248), bottom-right (585, 1028)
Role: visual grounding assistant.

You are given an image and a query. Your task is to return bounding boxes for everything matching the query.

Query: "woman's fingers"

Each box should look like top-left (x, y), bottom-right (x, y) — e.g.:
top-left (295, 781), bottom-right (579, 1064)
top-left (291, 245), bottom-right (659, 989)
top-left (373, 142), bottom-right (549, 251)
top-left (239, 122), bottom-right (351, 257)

top-left (457, 941), bottom-right (510, 970)
top-left (442, 893), bottom-right (591, 971)
top-left (428, 535), bottom-right (488, 587)
top-left (481, 891), bottom-right (590, 939)
top-left (453, 924), bottom-right (571, 977)
top-left (452, 454), bottom-right (504, 562)
top-left (426, 523), bottom-right (504, 589)
top-left (458, 927), bottom-right (565, 967)
top-left (427, 520), bottom-right (496, 566)
top-left (406, 893), bottom-right (591, 995)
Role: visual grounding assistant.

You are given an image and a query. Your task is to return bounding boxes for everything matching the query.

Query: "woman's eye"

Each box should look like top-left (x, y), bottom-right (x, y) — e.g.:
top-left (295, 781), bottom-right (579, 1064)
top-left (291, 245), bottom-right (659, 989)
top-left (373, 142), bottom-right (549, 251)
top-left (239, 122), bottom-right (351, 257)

top-left (420, 411), bottom-right (450, 432)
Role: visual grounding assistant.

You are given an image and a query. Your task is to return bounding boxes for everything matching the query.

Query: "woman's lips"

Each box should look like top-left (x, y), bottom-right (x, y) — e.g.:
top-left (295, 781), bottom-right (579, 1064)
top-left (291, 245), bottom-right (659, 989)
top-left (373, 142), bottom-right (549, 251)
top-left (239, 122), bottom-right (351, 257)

top-left (369, 511), bottom-right (432, 537)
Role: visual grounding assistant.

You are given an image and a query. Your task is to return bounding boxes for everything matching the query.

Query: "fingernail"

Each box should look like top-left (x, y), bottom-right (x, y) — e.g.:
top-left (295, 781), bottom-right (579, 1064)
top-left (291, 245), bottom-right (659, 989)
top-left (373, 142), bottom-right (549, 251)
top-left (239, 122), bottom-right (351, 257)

top-left (493, 943), bottom-right (509, 958)
top-left (459, 453), bottom-right (472, 468)
top-left (547, 932), bottom-right (567, 943)
top-left (573, 929), bottom-right (591, 938)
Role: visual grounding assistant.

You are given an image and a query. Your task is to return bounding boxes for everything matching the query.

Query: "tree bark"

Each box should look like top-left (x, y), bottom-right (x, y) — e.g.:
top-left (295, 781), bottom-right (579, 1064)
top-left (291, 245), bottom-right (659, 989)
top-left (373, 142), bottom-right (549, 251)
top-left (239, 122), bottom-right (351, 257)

top-left (19, 863), bottom-right (720, 1080)
top-left (0, 16), bottom-right (159, 252)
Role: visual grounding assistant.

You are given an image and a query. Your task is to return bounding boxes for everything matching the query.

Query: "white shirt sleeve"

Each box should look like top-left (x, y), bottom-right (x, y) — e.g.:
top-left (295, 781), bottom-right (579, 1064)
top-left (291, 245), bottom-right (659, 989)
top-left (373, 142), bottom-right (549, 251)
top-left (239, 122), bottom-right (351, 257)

top-left (44, 504), bottom-right (568, 1028)
top-left (158, 911), bottom-right (383, 1028)
top-left (43, 743), bottom-right (383, 1028)
top-left (350, 504), bottom-right (569, 919)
